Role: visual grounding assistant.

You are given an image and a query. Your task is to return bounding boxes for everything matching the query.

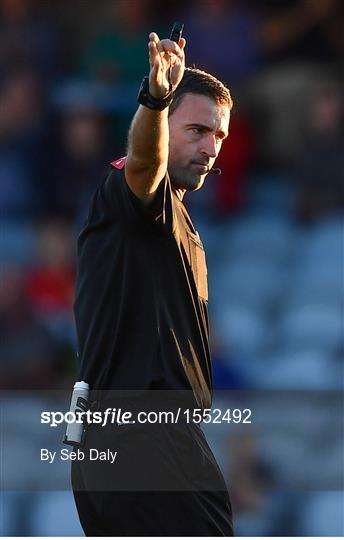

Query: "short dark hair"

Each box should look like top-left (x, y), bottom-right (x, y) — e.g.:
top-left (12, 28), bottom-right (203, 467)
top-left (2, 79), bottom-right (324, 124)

top-left (169, 67), bottom-right (233, 116)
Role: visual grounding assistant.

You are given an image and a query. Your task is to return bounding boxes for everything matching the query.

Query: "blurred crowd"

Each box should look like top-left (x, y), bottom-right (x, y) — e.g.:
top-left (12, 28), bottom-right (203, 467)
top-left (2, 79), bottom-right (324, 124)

top-left (0, 0), bottom-right (343, 536)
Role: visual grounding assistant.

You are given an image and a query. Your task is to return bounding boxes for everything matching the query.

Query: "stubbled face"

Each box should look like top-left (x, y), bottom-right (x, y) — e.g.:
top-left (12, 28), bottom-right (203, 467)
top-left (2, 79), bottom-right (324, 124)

top-left (168, 93), bottom-right (230, 192)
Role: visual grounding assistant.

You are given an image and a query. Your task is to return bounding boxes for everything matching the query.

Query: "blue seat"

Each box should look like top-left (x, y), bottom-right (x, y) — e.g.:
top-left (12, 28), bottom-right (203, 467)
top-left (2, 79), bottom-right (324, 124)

top-left (280, 304), bottom-right (342, 351)
top-left (224, 215), bottom-right (294, 262)
top-left (262, 348), bottom-right (339, 389)
top-left (31, 492), bottom-right (83, 535)
top-left (0, 221), bottom-right (36, 265)
top-left (213, 304), bottom-right (269, 355)
top-left (212, 258), bottom-right (282, 310)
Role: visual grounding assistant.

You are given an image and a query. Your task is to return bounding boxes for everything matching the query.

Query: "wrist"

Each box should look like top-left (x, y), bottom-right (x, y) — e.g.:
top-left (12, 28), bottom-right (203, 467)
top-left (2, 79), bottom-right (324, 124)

top-left (148, 81), bottom-right (171, 100)
top-left (137, 76), bottom-right (174, 111)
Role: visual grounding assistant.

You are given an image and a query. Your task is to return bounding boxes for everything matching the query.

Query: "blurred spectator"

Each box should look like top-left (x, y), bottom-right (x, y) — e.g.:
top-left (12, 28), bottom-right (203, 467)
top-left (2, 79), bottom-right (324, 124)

top-left (180, 0), bottom-right (263, 83)
top-left (79, 0), bottom-right (159, 84)
top-left (36, 106), bottom-right (114, 220)
top-left (25, 220), bottom-right (74, 315)
top-left (232, 0), bottom-right (343, 166)
top-left (0, 0), bottom-right (60, 80)
top-left (0, 66), bottom-right (44, 217)
top-left (0, 267), bottom-right (60, 389)
top-left (258, 0), bottom-right (343, 65)
top-left (228, 432), bottom-right (274, 535)
top-left (182, 0), bottom-right (343, 86)
top-left (0, 66), bottom-right (43, 139)
top-left (295, 79), bottom-right (344, 221)
top-left (211, 114), bottom-right (254, 215)
top-left (24, 220), bottom-right (76, 348)
top-left (186, 113), bottom-right (254, 218)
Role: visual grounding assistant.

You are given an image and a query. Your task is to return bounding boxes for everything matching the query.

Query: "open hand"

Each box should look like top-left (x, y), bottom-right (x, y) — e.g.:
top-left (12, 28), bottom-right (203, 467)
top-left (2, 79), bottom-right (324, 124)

top-left (148, 32), bottom-right (186, 99)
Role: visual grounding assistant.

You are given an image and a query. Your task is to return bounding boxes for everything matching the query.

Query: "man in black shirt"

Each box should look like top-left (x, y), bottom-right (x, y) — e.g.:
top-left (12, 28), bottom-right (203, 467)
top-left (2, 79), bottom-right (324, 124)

top-left (72, 31), bottom-right (233, 536)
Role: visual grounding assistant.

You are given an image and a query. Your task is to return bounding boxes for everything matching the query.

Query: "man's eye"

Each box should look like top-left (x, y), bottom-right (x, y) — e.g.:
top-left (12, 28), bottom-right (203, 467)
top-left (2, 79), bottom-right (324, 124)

top-left (191, 127), bottom-right (202, 134)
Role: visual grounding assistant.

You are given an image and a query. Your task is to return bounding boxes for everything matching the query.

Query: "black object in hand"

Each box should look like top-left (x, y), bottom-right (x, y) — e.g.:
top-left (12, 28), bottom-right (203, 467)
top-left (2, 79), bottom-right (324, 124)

top-left (170, 22), bottom-right (184, 43)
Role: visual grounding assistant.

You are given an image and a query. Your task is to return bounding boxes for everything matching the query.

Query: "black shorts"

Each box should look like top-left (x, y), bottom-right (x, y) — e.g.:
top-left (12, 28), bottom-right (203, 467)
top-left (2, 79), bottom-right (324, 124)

top-left (71, 420), bottom-right (233, 536)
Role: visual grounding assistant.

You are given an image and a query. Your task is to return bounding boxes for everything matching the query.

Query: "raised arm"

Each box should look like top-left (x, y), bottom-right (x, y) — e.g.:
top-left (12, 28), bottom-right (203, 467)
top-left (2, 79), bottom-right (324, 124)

top-left (125, 31), bottom-right (186, 204)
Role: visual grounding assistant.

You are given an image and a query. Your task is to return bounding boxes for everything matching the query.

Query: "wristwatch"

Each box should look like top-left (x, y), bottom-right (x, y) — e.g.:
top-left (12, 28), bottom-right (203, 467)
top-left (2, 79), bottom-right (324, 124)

top-left (137, 76), bottom-right (174, 111)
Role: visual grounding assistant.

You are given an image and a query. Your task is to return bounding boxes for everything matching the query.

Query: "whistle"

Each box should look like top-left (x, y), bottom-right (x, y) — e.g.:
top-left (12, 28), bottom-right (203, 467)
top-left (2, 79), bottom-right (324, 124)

top-left (170, 22), bottom-right (184, 43)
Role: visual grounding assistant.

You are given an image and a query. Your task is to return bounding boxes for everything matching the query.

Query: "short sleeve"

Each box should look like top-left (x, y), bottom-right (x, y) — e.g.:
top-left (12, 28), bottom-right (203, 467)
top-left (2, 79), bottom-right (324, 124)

top-left (102, 166), bottom-right (177, 235)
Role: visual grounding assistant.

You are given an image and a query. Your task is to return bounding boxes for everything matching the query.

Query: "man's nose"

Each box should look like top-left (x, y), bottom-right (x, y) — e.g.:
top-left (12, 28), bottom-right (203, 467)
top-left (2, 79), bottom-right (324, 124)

top-left (200, 134), bottom-right (218, 158)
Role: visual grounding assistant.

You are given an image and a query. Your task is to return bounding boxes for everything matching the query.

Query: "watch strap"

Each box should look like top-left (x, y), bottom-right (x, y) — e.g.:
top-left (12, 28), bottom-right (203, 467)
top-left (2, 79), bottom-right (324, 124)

top-left (137, 76), bottom-right (174, 111)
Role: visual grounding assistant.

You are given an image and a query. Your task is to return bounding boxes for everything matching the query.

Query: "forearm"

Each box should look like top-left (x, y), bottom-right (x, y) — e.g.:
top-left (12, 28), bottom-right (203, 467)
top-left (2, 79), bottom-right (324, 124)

top-left (127, 105), bottom-right (169, 176)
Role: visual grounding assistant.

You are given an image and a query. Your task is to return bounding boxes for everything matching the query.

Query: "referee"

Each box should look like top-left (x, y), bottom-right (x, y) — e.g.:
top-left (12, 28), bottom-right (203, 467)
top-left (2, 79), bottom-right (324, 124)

top-left (72, 30), bottom-right (234, 536)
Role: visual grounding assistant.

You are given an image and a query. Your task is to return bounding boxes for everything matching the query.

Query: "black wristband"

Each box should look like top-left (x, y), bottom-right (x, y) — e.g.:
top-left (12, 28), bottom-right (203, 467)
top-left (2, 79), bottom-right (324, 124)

top-left (137, 76), bottom-right (174, 111)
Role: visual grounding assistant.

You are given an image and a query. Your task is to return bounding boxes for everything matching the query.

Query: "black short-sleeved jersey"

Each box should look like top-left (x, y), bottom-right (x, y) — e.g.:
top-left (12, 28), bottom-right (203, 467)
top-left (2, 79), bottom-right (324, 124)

top-left (74, 157), bottom-right (213, 409)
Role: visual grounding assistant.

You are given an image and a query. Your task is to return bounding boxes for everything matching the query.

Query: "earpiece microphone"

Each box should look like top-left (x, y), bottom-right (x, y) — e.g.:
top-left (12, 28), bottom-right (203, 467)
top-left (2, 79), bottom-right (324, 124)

top-left (210, 168), bottom-right (222, 175)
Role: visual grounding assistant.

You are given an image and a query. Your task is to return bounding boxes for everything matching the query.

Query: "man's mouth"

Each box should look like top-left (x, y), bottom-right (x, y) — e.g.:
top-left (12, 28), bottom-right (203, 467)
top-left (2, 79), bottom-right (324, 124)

top-left (191, 162), bottom-right (210, 173)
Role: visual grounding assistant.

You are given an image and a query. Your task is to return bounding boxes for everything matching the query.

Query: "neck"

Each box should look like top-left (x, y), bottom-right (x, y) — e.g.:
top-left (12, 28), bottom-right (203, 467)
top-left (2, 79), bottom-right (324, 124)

top-left (172, 186), bottom-right (186, 201)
